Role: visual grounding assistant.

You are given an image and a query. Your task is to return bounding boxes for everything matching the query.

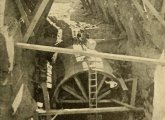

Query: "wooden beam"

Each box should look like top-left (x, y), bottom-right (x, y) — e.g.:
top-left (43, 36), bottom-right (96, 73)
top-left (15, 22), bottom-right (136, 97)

top-left (23, 0), bottom-right (49, 42)
top-left (62, 85), bottom-right (85, 101)
top-left (128, 78), bottom-right (138, 120)
top-left (38, 107), bottom-right (144, 116)
top-left (161, 0), bottom-right (165, 18)
top-left (15, 0), bottom-right (30, 27)
top-left (0, 0), bottom-right (7, 28)
top-left (143, 0), bottom-right (165, 28)
top-left (34, 0), bottom-right (54, 33)
top-left (74, 76), bottom-right (88, 100)
top-left (56, 99), bottom-right (113, 104)
top-left (16, 43), bottom-right (165, 65)
top-left (41, 82), bottom-right (51, 120)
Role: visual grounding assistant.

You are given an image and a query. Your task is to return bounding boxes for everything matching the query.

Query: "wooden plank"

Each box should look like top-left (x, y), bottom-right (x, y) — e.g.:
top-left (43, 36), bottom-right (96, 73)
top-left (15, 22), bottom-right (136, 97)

top-left (74, 76), bottom-right (88, 100)
top-left (128, 78), bottom-right (138, 120)
top-left (118, 78), bottom-right (128, 91)
top-left (56, 99), bottom-right (113, 103)
top-left (0, 0), bottom-right (7, 28)
top-left (23, 0), bottom-right (49, 42)
top-left (41, 82), bottom-right (51, 120)
top-left (143, 0), bottom-right (165, 28)
top-left (38, 107), bottom-right (143, 116)
top-left (15, 0), bottom-right (30, 27)
top-left (16, 43), bottom-right (165, 65)
top-left (62, 85), bottom-right (85, 101)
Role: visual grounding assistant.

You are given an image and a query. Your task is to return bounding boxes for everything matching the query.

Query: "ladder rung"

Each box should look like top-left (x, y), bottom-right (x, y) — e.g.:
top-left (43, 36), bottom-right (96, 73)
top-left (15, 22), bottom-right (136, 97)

top-left (89, 79), bottom-right (97, 81)
top-left (89, 71), bottom-right (97, 74)
top-left (89, 105), bottom-right (97, 107)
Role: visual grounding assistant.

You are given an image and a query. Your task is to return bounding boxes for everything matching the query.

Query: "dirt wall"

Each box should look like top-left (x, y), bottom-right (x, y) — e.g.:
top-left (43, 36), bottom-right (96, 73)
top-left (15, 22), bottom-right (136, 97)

top-left (0, 0), bottom-right (37, 120)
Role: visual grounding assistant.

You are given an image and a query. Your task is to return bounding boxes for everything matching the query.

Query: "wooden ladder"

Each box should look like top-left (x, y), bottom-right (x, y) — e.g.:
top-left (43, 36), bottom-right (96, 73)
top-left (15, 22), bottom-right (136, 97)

top-left (88, 69), bottom-right (98, 108)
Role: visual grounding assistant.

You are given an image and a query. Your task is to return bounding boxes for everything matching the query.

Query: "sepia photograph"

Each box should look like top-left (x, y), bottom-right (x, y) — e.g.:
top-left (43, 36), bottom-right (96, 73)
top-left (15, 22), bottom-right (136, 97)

top-left (0, 0), bottom-right (165, 120)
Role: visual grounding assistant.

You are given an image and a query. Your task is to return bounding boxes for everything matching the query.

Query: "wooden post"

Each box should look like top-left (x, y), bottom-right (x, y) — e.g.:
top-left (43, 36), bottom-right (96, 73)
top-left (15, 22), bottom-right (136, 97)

top-left (152, 52), bottom-right (165, 120)
top-left (128, 78), bottom-right (138, 120)
top-left (0, 0), bottom-right (7, 29)
top-left (41, 82), bottom-right (51, 120)
top-left (161, 0), bottom-right (165, 18)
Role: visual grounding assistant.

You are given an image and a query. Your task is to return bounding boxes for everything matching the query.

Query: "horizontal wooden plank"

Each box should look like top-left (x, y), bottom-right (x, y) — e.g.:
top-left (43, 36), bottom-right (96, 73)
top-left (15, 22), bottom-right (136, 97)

top-left (16, 43), bottom-right (165, 65)
top-left (38, 107), bottom-right (144, 116)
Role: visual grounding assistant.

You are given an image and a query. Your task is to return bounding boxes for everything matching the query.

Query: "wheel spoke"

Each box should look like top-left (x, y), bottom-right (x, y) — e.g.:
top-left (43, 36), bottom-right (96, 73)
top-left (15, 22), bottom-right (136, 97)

top-left (62, 85), bottom-right (85, 101)
top-left (97, 75), bottom-right (107, 93)
top-left (98, 90), bottom-right (111, 100)
top-left (74, 76), bottom-right (88, 100)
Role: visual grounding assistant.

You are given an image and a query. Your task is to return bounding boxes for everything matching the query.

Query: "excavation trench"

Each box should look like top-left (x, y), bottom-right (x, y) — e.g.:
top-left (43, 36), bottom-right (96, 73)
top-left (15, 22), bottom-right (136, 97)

top-left (31, 1), bottom-right (144, 120)
top-left (0, 0), bottom-right (158, 120)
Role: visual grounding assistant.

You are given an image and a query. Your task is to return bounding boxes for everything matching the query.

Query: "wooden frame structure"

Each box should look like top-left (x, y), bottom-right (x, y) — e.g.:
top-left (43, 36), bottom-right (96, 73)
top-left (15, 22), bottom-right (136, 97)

top-left (13, 0), bottom-right (165, 120)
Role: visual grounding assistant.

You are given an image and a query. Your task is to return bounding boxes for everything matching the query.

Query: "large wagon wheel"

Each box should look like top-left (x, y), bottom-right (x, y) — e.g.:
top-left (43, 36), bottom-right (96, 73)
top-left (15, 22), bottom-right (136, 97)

top-left (52, 71), bottom-right (123, 108)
